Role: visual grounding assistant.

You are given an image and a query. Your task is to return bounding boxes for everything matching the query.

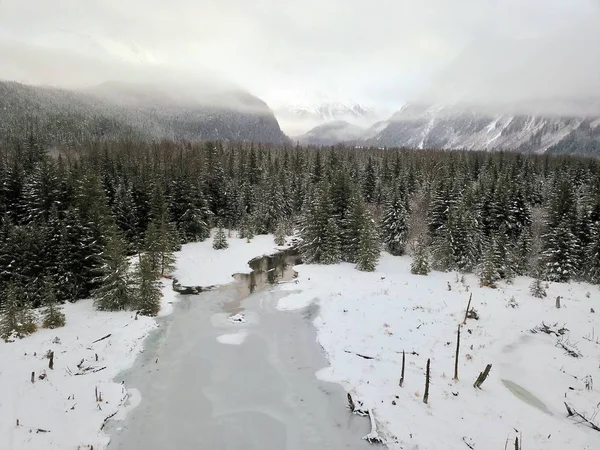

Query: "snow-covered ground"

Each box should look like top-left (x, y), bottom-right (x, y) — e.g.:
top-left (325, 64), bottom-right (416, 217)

top-left (173, 232), bottom-right (286, 287)
top-left (0, 232), bottom-right (281, 450)
top-left (279, 253), bottom-right (600, 450)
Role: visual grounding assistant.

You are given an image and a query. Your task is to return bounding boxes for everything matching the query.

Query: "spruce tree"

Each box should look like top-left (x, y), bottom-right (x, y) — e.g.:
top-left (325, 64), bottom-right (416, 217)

top-left (41, 277), bottom-right (66, 329)
top-left (586, 222), bottom-right (600, 284)
top-left (479, 238), bottom-right (500, 288)
top-left (529, 277), bottom-right (547, 298)
top-left (0, 283), bottom-right (36, 340)
top-left (93, 228), bottom-right (133, 311)
top-left (411, 235), bottom-right (430, 275)
top-left (542, 220), bottom-right (580, 282)
top-left (132, 255), bottom-right (162, 317)
top-left (381, 193), bottom-right (408, 256)
top-left (356, 211), bottom-right (380, 272)
top-left (274, 222), bottom-right (286, 246)
top-left (213, 223), bottom-right (229, 250)
top-left (144, 220), bottom-right (177, 277)
top-left (321, 217), bottom-right (342, 264)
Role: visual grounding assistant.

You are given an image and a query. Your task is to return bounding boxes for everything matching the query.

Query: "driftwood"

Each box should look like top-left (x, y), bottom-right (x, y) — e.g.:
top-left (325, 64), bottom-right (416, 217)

top-left (462, 436), bottom-right (475, 449)
top-left (36, 428), bottom-right (50, 433)
top-left (399, 350), bottom-right (405, 387)
top-left (91, 334), bottom-right (112, 344)
top-left (100, 411), bottom-right (118, 431)
top-left (423, 359), bottom-right (430, 404)
top-left (454, 325), bottom-right (461, 381)
top-left (463, 294), bottom-right (472, 325)
top-left (530, 322), bottom-right (568, 336)
top-left (347, 393), bottom-right (368, 416)
top-left (556, 338), bottom-right (582, 358)
top-left (362, 409), bottom-right (385, 444)
top-left (75, 366), bottom-right (106, 376)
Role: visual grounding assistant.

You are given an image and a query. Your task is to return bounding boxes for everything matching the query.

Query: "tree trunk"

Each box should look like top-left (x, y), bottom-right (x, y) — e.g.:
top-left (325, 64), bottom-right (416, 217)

top-left (463, 293), bottom-right (472, 324)
top-left (48, 351), bottom-right (54, 370)
top-left (474, 364), bottom-right (492, 389)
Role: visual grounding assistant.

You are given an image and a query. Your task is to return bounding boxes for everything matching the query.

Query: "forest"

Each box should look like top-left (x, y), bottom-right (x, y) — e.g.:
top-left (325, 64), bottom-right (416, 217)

top-left (1, 131), bottom-right (600, 338)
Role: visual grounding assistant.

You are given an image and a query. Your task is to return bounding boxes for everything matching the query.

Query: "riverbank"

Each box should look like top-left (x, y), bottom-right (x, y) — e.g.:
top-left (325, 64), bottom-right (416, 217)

top-left (0, 232), bottom-right (284, 450)
top-left (279, 253), bottom-right (600, 450)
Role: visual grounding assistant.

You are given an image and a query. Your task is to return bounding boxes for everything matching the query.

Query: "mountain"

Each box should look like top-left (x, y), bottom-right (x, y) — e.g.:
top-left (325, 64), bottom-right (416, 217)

top-left (301, 103), bottom-right (600, 155)
top-left (294, 120), bottom-right (366, 146)
top-left (0, 80), bottom-right (289, 147)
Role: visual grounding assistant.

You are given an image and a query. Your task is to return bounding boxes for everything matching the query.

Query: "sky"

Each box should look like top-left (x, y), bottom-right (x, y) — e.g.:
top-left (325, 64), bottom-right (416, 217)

top-left (0, 0), bottom-right (599, 117)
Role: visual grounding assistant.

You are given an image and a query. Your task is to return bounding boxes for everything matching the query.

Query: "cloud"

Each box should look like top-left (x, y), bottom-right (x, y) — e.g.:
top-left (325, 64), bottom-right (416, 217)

top-left (0, 0), bottom-right (599, 114)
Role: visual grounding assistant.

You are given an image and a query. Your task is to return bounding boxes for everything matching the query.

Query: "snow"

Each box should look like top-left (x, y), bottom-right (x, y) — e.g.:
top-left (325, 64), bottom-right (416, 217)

top-left (279, 253), bottom-right (600, 450)
top-left (0, 233), bottom-right (281, 450)
top-left (173, 230), bottom-right (284, 287)
top-left (216, 330), bottom-right (248, 345)
top-left (277, 291), bottom-right (315, 311)
top-left (0, 299), bottom-right (157, 450)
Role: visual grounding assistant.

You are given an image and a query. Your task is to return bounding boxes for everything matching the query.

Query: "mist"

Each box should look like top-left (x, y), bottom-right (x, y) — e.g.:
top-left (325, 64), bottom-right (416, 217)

top-left (1, 0), bottom-right (600, 120)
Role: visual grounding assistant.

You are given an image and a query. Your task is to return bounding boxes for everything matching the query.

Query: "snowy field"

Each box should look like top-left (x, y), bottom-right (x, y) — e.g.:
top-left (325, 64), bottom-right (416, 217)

top-left (279, 253), bottom-right (600, 450)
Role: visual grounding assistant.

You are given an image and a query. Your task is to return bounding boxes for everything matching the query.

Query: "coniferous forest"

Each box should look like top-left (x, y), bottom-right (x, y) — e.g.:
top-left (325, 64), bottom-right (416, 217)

top-left (2, 133), bottom-right (600, 336)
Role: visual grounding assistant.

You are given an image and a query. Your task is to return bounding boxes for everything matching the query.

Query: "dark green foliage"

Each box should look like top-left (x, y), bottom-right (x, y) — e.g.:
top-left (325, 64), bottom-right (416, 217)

top-left (381, 193), bottom-right (408, 256)
top-left (0, 283), bottom-right (36, 340)
top-left (411, 236), bottom-right (430, 275)
top-left (213, 224), bottom-right (229, 250)
top-left (41, 277), bottom-right (66, 329)
top-left (132, 255), bottom-right (162, 317)
top-left (93, 228), bottom-right (133, 311)
top-left (356, 211), bottom-right (380, 272)
top-left (321, 217), bottom-right (342, 264)
top-left (274, 222), bottom-right (286, 246)
top-left (529, 277), bottom-right (547, 298)
top-left (542, 220), bottom-right (580, 282)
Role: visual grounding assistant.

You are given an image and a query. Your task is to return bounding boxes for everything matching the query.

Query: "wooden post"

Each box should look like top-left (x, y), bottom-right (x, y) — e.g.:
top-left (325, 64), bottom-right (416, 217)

top-left (399, 350), bottom-right (405, 387)
top-left (555, 296), bottom-right (561, 309)
top-left (49, 351), bottom-right (54, 370)
top-left (454, 325), bottom-right (461, 381)
top-left (423, 358), bottom-right (430, 404)
top-left (463, 293), bottom-right (472, 324)
top-left (31, 371), bottom-right (35, 383)
top-left (514, 436), bottom-right (519, 450)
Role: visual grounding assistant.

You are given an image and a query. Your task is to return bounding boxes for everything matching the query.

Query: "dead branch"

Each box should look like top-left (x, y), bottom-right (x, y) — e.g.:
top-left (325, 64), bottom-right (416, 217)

top-left (100, 411), bottom-right (118, 431)
top-left (91, 334), bottom-right (112, 344)
top-left (556, 338), bottom-right (582, 358)
top-left (75, 366), bottom-right (106, 376)
top-left (462, 436), bottom-right (475, 449)
top-left (564, 403), bottom-right (600, 432)
top-left (362, 409), bottom-right (385, 444)
top-left (344, 350), bottom-right (375, 360)
top-left (474, 364), bottom-right (492, 389)
top-left (36, 428), bottom-right (50, 433)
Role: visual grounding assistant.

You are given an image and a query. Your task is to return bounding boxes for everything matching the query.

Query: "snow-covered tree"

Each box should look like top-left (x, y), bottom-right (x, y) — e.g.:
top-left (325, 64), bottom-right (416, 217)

top-left (321, 217), bottom-right (342, 264)
top-left (274, 222), bottom-right (286, 246)
top-left (381, 193), bottom-right (408, 256)
top-left (93, 228), bottom-right (133, 311)
top-left (213, 223), bottom-right (229, 250)
top-left (479, 238), bottom-right (500, 288)
top-left (41, 277), bottom-right (65, 329)
top-left (132, 255), bottom-right (162, 317)
top-left (0, 283), bottom-right (36, 340)
top-left (529, 277), bottom-right (547, 298)
top-left (356, 211), bottom-right (380, 272)
top-left (411, 235), bottom-right (430, 275)
top-left (542, 220), bottom-right (580, 282)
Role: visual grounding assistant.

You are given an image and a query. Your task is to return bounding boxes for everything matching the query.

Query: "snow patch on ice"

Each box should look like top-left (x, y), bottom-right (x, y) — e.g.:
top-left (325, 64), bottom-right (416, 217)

top-left (217, 330), bottom-right (248, 345)
top-left (277, 292), bottom-right (315, 311)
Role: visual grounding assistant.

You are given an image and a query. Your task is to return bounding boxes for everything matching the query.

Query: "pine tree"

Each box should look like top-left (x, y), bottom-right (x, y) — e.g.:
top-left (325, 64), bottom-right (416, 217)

top-left (586, 222), bottom-right (600, 284)
top-left (479, 238), bottom-right (500, 288)
top-left (411, 235), bottom-right (430, 275)
top-left (144, 220), bottom-right (178, 277)
top-left (529, 277), bottom-right (547, 298)
top-left (356, 211), bottom-right (380, 272)
top-left (321, 217), bottom-right (342, 264)
top-left (299, 184), bottom-right (332, 264)
top-left (542, 220), bottom-right (580, 282)
top-left (213, 223), bottom-right (229, 250)
top-left (93, 228), bottom-right (133, 311)
top-left (0, 283), bottom-right (36, 340)
top-left (132, 255), bottom-right (162, 317)
top-left (41, 277), bottom-right (66, 329)
top-left (274, 222), bottom-right (286, 246)
top-left (381, 193), bottom-right (408, 256)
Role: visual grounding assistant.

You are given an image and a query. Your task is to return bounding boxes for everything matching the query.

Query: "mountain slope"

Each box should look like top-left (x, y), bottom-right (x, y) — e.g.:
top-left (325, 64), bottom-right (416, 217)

top-left (0, 80), bottom-right (289, 146)
top-left (364, 104), bottom-right (597, 153)
top-left (294, 120), bottom-right (366, 146)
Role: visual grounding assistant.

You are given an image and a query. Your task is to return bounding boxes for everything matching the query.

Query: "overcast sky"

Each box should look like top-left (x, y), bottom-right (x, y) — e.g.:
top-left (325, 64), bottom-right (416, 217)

top-left (0, 0), bottom-right (599, 111)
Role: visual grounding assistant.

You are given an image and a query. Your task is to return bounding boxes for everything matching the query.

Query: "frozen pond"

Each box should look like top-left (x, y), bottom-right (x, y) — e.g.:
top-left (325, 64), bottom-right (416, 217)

top-left (107, 274), bottom-right (374, 449)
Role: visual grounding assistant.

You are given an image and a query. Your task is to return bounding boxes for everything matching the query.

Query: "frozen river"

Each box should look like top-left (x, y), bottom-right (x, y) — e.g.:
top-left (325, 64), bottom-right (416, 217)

top-left (107, 271), bottom-right (374, 449)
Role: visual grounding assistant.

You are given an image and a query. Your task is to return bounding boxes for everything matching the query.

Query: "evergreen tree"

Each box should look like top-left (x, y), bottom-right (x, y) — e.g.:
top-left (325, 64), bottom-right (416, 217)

top-left (542, 220), bottom-right (580, 282)
top-left (321, 217), bottom-right (342, 264)
top-left (93, 228), bottom-right (133, 311)
top-left (381, 193), bottom-right (408, 256)
top-left (587, 222), bottom-right (600, 284)
top-left (144, 220), bottom-right (178, 277)
top-left (299, 184), bottom-right (333, 264)
top-left (41, 277), bottom-right (66, 329)
top-left (132, 255), bottom-right (162, 317)
top-left (529, 277), bottom-right (547, 298)
top-left (0, 283), bottom-right (36, 340)
top-left (356, 211), bottom-right (380, 272)
top-left (274, 222), bottom-right (286, 246)
top-left (213, 223), bottom-right (229, 250)
top-left (479, 238), bottom-right (500, 288)
top-left (411, 235), bottom-right (430, 275)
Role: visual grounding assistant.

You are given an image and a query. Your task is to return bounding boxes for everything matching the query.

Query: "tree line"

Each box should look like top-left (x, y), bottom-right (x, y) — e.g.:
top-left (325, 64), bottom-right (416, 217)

top-left (1, 133), bottom-right (600, 338)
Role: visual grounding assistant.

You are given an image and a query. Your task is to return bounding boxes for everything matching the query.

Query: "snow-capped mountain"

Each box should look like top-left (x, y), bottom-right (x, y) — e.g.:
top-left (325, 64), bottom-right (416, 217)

top-left (269, 89), bottom-right (384, 136)
top-left (299, 103), bottom-right (600, 155)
